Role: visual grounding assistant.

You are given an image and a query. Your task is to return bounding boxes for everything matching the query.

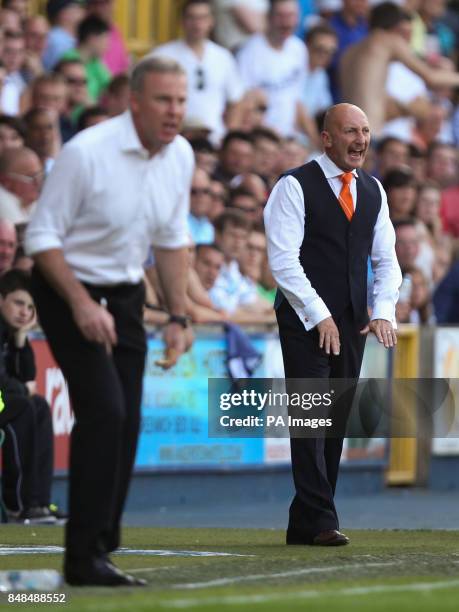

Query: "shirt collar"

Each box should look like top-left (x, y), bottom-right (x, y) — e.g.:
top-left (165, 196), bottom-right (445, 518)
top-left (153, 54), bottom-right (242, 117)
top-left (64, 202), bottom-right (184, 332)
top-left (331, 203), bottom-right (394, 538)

top-left (120, 110), bottom-right (150, 157)
top-left (318, 153), bottom-right (359, 180)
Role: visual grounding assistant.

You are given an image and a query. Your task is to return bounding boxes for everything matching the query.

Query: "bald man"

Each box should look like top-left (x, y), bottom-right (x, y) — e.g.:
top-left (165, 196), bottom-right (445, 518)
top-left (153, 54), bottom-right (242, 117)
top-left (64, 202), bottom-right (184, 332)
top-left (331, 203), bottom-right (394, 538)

top-left (340, 3), bottom-right (459, 137)
top-left (264, 103), bottom-right (402, 546)
top-left (0, 147), bottom-right (44, 225)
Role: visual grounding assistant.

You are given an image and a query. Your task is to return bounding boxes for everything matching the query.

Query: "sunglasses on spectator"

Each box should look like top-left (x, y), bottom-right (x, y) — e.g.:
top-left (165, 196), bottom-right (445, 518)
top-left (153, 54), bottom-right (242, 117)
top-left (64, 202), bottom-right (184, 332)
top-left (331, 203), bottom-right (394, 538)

top-left (6, 170), bottom-right (44, 185)
top-left (191, 187), bottom-right (211, 196)
top-left (195, 67), bottom-right (205, 91)
top-left (66, 77), bottom-right (88, 86)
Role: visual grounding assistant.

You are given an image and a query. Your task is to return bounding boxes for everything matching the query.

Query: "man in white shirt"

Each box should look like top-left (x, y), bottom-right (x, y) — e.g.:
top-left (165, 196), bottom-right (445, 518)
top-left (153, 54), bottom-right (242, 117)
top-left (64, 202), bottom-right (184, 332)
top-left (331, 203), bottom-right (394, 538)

top-left (25, 56), bottom-right (194, 587)
top-left (264, 103), bottom-right (402, 547)
top-left (237, 0), bottom-right (319, 145)
top-left (150, 0), bottom-right (245, 144)
top-left (1, 32), bottom-right (27, 116)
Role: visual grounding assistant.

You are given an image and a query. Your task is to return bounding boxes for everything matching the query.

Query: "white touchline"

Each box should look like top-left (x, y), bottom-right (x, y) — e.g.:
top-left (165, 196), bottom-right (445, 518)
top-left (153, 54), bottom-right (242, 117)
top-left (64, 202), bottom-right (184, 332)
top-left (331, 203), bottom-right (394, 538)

top-left (161, 579), bottom-right (459, 609)
top-left (173, 562), bottom-right (398, 590)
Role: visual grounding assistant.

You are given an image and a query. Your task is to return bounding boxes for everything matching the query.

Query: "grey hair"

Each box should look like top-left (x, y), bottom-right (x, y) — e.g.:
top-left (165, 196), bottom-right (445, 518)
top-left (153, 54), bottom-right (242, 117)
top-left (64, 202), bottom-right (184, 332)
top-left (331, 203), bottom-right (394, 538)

top-left (130, 56), bottom-right (186, 92)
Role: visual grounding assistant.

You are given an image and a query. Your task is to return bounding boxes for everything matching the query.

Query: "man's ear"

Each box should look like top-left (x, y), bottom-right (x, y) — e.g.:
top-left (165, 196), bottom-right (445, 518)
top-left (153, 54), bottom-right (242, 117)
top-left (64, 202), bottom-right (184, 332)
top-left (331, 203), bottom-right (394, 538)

top-left (322, 130), bottom-right (332, 149)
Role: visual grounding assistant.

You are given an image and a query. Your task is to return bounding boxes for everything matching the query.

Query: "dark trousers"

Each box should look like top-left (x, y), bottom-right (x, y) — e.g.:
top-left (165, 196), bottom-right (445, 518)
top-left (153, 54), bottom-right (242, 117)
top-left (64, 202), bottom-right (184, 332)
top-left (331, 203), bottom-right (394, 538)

top-left (1, 394), bottom-right (53, 511)
top-left (31, 270), bottom-right (146, 561)
top-left (276, 299), bottom-right (366, 541)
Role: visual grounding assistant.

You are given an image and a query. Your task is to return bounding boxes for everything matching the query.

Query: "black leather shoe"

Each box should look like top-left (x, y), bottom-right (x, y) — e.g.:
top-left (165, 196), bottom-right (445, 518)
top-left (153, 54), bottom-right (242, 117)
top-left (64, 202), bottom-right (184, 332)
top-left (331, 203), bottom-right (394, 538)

top-left (312, 530), bottom-right (349, 546)
top-left (286, 529), bottom-right (313, 545)
top-left (105, 558), bottom-right (147, 586)
top-left (64, 556), bottom-right (147, 587)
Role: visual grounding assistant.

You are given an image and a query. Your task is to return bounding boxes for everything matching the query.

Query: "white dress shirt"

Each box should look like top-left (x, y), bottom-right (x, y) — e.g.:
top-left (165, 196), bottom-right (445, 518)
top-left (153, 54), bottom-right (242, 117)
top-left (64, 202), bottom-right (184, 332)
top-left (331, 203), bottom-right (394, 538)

top-left (25, 111), bottom-right (195, 285)
top-left (264, 153), bottom-right (402, 331)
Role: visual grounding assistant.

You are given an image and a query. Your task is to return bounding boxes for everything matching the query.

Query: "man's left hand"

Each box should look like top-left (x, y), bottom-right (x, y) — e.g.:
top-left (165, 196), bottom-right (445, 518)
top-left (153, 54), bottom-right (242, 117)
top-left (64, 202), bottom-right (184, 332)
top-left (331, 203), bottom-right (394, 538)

top-left (360, 319), bottom-right (397, 348)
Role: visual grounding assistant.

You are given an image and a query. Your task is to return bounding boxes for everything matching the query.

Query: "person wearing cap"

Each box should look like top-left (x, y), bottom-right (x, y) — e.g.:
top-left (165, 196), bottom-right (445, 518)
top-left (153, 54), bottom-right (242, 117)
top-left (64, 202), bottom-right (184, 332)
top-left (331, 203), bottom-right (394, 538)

top-left (43, 0), bottom-right (86, 71)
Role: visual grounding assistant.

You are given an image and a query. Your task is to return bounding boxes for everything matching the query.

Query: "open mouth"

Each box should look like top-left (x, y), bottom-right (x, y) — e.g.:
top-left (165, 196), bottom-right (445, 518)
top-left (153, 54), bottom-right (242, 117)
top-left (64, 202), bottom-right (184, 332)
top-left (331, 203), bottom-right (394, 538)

top-left (349, 149), bottom-right (364, 161)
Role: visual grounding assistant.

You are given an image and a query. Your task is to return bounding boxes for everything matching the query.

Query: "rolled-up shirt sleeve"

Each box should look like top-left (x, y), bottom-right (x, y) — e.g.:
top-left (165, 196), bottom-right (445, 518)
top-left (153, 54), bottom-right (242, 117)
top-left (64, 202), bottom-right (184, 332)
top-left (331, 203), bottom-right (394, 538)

top-left (264, 175), bottom-right (331, 331)
top-left (370, 180), bottom-right (403, 325)
top-left (25, 143), bottom-right (87, 256)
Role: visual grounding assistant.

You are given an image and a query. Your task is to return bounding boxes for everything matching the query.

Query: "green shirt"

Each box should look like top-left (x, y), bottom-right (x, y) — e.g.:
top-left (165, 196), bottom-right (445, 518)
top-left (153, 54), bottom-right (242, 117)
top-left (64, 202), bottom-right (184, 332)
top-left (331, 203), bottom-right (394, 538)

top-left (62, 48), bottom-right (111, 102)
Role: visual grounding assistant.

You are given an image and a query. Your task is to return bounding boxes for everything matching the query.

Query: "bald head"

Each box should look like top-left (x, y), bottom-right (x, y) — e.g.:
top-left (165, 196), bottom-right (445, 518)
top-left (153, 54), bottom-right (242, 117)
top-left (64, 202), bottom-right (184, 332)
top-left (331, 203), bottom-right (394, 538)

top-left (0, 147), bottom-right (42, 176)
top-left (322, 104), bottom-right (371, 171)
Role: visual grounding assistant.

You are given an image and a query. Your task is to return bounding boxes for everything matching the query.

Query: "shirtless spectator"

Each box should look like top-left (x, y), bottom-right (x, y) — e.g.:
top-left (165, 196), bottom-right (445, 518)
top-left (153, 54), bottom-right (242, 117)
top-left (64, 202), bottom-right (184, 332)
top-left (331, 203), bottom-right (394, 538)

top-left (213, 0), bottom-right (268, 52)
top-left (340, 2), bottom-right (459, 138)
top-left (237, 0), bottom-right (320, 146)
top-left (0, 217), bottom-right (16, 274)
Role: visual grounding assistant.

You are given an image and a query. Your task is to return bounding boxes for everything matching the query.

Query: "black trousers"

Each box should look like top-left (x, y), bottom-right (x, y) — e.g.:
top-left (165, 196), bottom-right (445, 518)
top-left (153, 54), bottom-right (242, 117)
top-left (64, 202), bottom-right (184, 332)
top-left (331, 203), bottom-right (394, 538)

top-left (276, 299), bottom-right (366, 541)
top-left (1, 394), bottom-right (54, 511)
top-left (31, 270), bottom-right (146, 560)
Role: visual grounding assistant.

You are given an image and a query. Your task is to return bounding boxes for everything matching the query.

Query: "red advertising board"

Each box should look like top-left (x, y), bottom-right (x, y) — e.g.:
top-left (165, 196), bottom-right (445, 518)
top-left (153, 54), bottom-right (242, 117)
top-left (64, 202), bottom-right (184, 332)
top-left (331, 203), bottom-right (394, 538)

top-left (31, 338), bottom-right (72, 472)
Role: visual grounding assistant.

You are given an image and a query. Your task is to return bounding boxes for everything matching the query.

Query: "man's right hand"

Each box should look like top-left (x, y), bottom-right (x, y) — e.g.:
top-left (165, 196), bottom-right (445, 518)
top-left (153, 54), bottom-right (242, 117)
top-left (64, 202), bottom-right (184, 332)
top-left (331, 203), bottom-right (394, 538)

top-left (71, 298), bottom-right (118, 353)
top-left (316, 317), bottom-right (340, 356)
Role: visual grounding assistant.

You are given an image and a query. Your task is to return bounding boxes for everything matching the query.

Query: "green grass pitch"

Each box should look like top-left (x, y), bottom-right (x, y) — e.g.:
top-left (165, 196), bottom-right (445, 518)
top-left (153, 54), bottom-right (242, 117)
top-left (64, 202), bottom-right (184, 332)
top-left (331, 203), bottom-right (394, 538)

top-left (1, 527), bottom-right (459, 610)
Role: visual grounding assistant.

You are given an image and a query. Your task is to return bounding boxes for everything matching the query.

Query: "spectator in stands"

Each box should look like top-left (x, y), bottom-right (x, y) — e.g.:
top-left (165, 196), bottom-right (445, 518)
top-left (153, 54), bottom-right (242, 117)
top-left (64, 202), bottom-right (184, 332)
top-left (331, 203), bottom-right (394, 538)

top-left (327, 0), bottom-right (369, 102)
top-left (228, 186), bottom-right (263, 224)
top-left (0, 217), bottom-right (16, 273)
top-left (0, 269), bottom-right (60, 524)
top-left (208, 178), bottom-right (228, 221)
top-left (433, 258), bottom-right (459, 323)
top-left (43, 0), bottom-right (85, 71)
top-left (426, 141), bottom-right (457, 188)
top-left (23, 16), bottom-right (49, 83)
top-left (251, 126), bottom-right (281, 189)
top-left (276, 136), bottom-right (308, 173)
top-left (237, 0), bottom-right (320, 145)
top-left (103, 73), bottom-right (129, 116)
top-left (213, 0), bottom-right (268, 52)
top-left (340, 2), bottom-right (459, 138)
top-left (239, 88), bottom-right (269, 132)
top-left (1, 32), bottom-right (27, 116)
top-left (210, 209), bottom-right (273, 319)
top-left (61, 14), bottom-right (111, 103)
top-left (213, 130), bottom-right (254, 185)
top-left (2, 0), bottom-right (29, 20)
top-left (409, 265), bottom-right (434, 323)
top-left (414, 181), bottom-right (443, 244)
top-left (0, 7), bottom-right (21, 33)
top-left (0, 146), bottom-right (42, 224)
top-left (24, 107), bottom-right (60, 174)
top-left (54, 57), bottom-right (88, 139)
top-left (375, 137), bottom-right (410, 180)
top-left (86, 0), bottom-right (130, 75)
top-left (383, 167), bottom-right (417, 221)
top-left (0, 114), bottom-right (25, 152)
top-left (412, 101), bottom-right (450, 152)
top-left (433, 239), bottom-right (453, 286)
top-left (239, 225), bottom-right (276, 304)
top-left (189, 137), bottom-right (217, 176)
top-left (302, 23), bottom-right (337, 120)
top-left (394, 217), bottom-right (420, 274)
top-left (194, 242), bottom-right (225, 291)
top-left (75, 103), bottom-right (108, 130)
top-left (188, 167), bottom-right (214, 245)
top-left (151, 0), bottom-right (244, 144)
top-left (417, 0), bottom-right (455, 60)
top-left (24, 73), bottom-right (68, 116)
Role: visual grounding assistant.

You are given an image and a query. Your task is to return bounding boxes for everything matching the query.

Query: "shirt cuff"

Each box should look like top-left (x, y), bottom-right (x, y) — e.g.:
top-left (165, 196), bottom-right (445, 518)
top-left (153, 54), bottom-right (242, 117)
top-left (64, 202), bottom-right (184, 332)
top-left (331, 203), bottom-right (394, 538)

top-left (292, 296), bottom-right (331, 331)
top-left (371, 300), bottom-right (397, 327)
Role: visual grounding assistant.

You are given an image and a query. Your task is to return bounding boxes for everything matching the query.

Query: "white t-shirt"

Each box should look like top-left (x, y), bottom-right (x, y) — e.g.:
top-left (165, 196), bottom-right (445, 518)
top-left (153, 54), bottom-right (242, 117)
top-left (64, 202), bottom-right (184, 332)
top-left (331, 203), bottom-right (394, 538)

top-left (150, 39), bottom-right (245, 143)
top-left (301, 67), bottom-right (333, 117)
top-left (237, 34), bottom-right (307, 136)
top-left (1, 71), bottom-right (26, 116)
top-left (382, 61), bottom-right (427, 142)
top-left (213, 0), bottom-right (269, 51)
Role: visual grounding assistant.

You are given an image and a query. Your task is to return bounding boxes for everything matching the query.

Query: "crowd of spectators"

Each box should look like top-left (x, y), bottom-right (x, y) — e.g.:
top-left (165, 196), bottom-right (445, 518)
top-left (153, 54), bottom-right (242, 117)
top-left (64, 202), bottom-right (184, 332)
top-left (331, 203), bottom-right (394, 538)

top-left (0, 0), bottom-right (459, 341)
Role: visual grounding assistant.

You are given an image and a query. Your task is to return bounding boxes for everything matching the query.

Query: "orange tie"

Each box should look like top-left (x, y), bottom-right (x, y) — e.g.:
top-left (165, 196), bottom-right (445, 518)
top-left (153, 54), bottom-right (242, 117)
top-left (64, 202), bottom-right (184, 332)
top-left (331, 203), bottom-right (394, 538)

top-left (338, 172), bottom-right (354, 221)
